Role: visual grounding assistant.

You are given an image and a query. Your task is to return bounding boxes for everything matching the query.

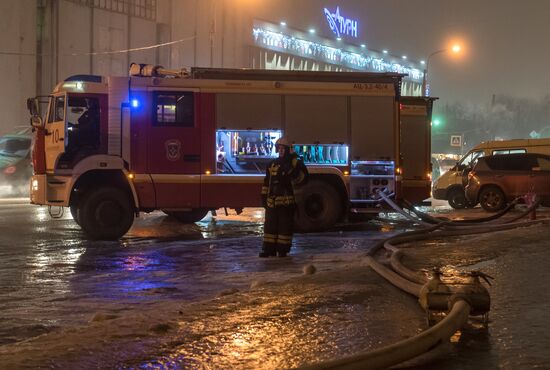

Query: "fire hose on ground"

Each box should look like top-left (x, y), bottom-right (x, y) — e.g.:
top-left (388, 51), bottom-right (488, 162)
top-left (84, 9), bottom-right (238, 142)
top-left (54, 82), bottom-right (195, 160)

top-left (300, 195), bottom-right (550, 370)
top-left (402, 198), bottom-right (538, 225)
top-left (381, 191), bottom-right (534, 227)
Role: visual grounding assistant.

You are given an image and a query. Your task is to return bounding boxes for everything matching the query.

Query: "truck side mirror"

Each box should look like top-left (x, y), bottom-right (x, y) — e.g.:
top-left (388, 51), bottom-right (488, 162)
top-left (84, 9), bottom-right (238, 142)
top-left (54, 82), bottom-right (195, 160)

top-left (27, 97), bottom-right (40, 117)
top-left (30, 115), bottom-right (43, 128)
top-left (27, 97), bottom-right (44, 128)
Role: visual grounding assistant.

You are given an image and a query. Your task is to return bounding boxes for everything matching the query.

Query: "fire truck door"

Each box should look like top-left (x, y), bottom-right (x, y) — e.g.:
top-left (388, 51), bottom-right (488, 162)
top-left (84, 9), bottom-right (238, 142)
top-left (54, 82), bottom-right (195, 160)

top-left (401, 107), bottom-right (429, 180)
top-left (45, 94), bottom-right (67, 173)
top-left (147, 91), bottom-right (201, 208)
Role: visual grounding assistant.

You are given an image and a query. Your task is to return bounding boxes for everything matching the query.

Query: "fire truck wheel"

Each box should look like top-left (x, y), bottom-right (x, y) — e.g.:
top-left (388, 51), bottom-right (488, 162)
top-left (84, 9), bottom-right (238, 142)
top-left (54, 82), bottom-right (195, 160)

top-left (79, 187), bottom-right (134, 240)
top-left (165, 209), bottom-right (209, 223)
top-left (70, 204), bottom-right (81, 226)
top-left (294, 180), bottom-right (343, 232)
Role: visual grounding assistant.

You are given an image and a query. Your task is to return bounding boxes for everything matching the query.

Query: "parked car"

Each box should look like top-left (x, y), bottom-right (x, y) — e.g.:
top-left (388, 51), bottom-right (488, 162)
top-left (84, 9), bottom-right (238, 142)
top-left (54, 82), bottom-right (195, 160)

top-left (0, 133), bottom-right (33, 195)
top-left (465, 153), bottom-right (550, 212)
top-left (433, 138), bottom-right (550, 209)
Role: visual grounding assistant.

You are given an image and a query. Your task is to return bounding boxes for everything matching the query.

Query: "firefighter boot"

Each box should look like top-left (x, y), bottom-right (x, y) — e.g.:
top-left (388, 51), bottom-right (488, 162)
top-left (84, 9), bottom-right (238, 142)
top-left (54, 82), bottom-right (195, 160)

top-left (259, 246), bottom-right (276, 258)
top-left (276, 245), bottom-right (290, 258)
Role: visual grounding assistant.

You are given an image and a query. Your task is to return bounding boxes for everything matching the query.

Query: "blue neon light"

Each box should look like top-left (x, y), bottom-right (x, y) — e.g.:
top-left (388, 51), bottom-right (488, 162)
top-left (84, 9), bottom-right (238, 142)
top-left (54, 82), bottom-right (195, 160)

top-left (131, 99), bottom-right (140, 108)
top-left (324, 7), bottom-right (358, 38)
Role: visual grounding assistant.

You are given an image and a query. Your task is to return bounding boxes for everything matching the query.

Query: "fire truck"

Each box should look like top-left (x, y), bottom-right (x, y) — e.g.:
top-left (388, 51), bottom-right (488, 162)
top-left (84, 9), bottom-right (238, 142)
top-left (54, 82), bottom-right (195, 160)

top-left (399, 96), bottom-right (437, 205)
top-left (27, 64), bottom-right (433, 240)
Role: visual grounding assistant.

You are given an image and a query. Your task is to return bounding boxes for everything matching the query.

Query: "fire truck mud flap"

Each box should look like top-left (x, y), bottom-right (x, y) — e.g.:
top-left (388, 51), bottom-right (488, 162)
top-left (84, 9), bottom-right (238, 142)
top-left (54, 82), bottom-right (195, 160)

top-left (294, 179), bottom-right (343, 233)
top-left (79, 187), bottom-right (135, 240)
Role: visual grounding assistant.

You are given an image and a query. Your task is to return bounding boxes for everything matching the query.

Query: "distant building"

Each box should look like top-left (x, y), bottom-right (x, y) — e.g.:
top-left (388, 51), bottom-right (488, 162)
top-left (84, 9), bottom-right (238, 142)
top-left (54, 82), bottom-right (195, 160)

top-left (0, 0), bottom-right (424, 133)
top-left (169, 1), bottom-right (423, 95)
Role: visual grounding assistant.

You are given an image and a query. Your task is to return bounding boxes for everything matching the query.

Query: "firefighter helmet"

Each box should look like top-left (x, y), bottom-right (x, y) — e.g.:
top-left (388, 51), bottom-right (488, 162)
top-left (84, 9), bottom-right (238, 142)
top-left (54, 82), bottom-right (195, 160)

top-left (275, 137), bottom-right (291, 148)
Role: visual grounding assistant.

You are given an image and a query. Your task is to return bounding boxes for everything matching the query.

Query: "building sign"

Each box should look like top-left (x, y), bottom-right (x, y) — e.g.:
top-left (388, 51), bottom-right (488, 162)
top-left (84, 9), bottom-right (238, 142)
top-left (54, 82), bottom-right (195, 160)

top-left (324, 7), bottom-right (358, 38)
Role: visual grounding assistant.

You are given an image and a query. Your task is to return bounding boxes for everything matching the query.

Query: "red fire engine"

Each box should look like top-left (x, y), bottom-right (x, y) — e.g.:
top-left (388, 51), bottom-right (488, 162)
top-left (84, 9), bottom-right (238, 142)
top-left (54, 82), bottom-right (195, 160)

top-left (27, 64), bottom-right (434, 240)
top-left (399, 96), bottom-right (437, 205)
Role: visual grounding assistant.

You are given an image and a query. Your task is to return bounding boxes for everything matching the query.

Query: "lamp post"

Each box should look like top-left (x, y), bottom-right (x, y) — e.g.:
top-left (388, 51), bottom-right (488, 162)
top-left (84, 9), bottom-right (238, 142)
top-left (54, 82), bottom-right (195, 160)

top-left (421, 44), bottom-right (461, 96)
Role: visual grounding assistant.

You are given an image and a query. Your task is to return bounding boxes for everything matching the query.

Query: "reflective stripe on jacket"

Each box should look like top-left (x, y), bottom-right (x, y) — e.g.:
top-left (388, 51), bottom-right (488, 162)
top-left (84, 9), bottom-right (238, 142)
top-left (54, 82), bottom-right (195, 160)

top-left (263, 152), bottom-right (308, 208)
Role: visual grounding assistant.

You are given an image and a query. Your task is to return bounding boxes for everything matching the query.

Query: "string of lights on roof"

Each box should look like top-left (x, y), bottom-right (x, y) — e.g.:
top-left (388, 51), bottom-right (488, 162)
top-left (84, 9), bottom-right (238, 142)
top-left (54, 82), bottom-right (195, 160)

top-left (252, 23), bottom-right (423, 83)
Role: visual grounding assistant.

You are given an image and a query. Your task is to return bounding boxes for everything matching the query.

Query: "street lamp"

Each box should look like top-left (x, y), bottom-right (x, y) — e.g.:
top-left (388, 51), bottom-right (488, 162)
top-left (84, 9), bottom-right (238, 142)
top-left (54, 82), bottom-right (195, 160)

top-left (421, 44), bottom-right (461, 96)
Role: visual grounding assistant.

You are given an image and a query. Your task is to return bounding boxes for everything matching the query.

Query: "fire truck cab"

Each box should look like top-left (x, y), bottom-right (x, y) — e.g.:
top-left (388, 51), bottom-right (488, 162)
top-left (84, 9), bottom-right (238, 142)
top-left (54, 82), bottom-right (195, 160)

top-left (28, 64), bottom-right (415, 240)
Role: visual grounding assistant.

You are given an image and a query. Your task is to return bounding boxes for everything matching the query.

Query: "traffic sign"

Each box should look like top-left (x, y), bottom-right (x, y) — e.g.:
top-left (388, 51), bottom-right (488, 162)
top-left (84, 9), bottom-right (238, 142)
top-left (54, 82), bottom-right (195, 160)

top-left (450, 135), bottom-right (462, 147)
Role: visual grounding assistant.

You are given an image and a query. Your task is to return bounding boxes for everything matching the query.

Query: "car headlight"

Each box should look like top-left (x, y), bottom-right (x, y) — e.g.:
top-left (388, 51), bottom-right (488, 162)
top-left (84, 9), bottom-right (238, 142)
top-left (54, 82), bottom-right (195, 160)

top-left (3, 166), bottom-right (16, 175)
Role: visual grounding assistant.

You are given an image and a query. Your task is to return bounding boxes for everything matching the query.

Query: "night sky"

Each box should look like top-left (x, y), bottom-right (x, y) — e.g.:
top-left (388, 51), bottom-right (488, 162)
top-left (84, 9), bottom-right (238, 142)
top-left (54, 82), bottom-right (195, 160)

top-left (259, 0), bottom-right (550, 105)
top-left (352, 0), bottom-right (550, 105)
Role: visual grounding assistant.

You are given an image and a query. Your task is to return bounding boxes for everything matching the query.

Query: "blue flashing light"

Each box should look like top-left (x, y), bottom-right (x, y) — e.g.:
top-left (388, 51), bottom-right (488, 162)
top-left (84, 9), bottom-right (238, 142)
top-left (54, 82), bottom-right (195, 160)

top-left (131, 99), bottom-right (140, 108)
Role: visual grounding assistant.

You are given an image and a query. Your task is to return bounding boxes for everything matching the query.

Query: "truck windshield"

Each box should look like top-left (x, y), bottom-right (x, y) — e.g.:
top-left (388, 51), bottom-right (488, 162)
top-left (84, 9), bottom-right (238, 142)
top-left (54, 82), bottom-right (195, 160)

top-left (48, 96), bottom-right (65, 123)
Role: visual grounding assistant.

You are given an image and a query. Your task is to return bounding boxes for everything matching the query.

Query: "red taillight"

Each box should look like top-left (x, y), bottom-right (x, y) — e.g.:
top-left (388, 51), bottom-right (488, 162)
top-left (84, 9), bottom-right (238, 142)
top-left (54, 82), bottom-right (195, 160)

top-left (3, 166), bottom-right (16, 175)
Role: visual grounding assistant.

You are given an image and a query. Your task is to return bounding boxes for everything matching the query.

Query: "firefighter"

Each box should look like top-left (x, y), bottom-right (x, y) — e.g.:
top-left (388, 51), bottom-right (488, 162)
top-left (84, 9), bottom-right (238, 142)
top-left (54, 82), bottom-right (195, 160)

top-left (260, 137), bottom-right (308, 257)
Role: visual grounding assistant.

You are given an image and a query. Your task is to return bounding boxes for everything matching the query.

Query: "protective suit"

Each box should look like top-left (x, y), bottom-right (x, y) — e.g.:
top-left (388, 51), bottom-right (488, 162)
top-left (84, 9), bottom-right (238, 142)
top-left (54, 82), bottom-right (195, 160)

top-left (260, 137), bottom-right (308, 257)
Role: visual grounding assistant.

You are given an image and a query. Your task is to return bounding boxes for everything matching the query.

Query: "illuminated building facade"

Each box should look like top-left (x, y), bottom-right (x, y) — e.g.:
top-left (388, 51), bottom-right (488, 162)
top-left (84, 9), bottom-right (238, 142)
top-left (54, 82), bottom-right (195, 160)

top-left (170, 1), bottom-right (424, 96)
top-left (250, 20), bottom-right (423, 96)
top-left (0, 0), bottom-right (425, 133)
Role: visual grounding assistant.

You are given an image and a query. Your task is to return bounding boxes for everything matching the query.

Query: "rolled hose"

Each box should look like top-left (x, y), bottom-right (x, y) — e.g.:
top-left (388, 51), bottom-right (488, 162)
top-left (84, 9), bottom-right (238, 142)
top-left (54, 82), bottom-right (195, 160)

top-left (376, 218), bottom-right (544, 257)
top-left (403, 197), bottom-right (541, 225)
top-left (384, 218), bottom-right (548, 284)
top-left (389, 249), bottom-right (427, 285)
top-left (300, 198), bottom-right (550, 370)
top-left (301, 299), bottom-right (471, 370)
top-left (379, 191), bottom-right (543, 230)
top-left (377, 195), bottom-right (433, 226)
top-left (501, 199), bottom-right (542, 223)
top-left (366, 255), bottom-right (422, 296)
top-left (403, 198), bottom-right (520, 224)
top-left (366, 222), bottom-right (447, 257)
top-left (366, 218), bottom-right (539, 284)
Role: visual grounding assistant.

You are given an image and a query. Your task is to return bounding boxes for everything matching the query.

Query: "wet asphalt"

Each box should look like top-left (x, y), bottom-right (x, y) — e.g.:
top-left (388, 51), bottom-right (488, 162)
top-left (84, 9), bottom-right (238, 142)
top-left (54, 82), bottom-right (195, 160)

top-left (0, 199), bottom-right (549, 369)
